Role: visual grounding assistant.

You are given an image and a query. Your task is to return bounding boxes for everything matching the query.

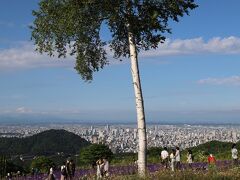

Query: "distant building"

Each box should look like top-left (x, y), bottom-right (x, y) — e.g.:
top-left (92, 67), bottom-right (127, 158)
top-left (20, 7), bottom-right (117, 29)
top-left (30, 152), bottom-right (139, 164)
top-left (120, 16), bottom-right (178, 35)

top-left (92, 135), bottom-right (99, 144)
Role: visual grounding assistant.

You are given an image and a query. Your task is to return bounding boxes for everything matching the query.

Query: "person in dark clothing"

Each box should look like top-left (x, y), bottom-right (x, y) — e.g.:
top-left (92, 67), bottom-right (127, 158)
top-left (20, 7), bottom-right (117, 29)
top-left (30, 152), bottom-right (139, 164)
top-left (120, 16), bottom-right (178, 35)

top-left (61, 165), bottom-right (67, 180)
top-left (69, 159), bottom-right (76, 177)
top-left (47, 168), bottom-right (55, 180)
top-left (232, 143), bottom-right (238, 166)
top-left (66, 159), bottom-right (75, 180)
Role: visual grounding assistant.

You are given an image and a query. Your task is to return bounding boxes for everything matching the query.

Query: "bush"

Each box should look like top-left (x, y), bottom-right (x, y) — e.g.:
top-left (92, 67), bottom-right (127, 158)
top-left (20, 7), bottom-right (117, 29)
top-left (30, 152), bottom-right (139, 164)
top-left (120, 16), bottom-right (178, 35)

top-left (30, 156), bottom-right (55, 173)
top-left (79, 144), bottom-right (113, 166)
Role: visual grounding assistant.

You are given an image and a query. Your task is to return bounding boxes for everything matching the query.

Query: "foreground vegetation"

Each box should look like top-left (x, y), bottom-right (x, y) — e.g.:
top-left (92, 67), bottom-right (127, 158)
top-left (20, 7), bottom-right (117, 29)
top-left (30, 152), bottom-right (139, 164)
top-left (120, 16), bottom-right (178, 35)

top-left (2, 159), bottom-right (240, 179)
top-left (110, 167), bottom-right (240, 180)
top-left (1, 129), bottom-right (239, 178)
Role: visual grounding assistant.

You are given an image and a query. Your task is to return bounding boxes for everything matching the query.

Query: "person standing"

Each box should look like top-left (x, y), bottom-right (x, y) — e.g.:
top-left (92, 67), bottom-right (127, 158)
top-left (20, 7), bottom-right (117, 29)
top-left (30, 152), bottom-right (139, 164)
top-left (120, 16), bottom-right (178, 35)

top-left (65, 160), bottom-right (70, 179)
top-left (208, 154), bottom-right (216, 164)
top-left (66, 159), bottom-right (75, 180)
top-left (161, 147), bottom-right (169, 169)
top-left (96, 158), bottom-right (104, 179)
top-left (187, 150), bottom-right (193, 169)
top-left (68, 159), bottom-right (75, 179)
top-left (47, 168), bottom-right (55, 180)
top-left (232, 143), bottom-right (238, 166)
top-left (175, 147), bottom-right (181, 170)
top-left (208, 153), bottom-right (216, 171)
top-left (169, 149), bottom-right (176, 172)
top-left (6, 173), bottom-right (12, 180)
top-left (60, 165), bottom-right (67, 180)
top-left (103, 158), bottom-right (109, 177)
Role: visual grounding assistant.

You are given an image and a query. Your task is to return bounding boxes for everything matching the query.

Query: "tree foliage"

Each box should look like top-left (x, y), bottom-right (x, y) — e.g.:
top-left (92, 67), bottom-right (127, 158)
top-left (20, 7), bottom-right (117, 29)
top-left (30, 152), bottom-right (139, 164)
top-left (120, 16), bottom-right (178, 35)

top-left (30, 156), bottom-right (55, 173)
top-left (79, 144), bottom-right (113, 165)
top-left (31, 0), bottom-right (197, 81)
top-left (0, 155), bottom-right (7, 178)
top-left (0, 155), bottom-right (25, 177)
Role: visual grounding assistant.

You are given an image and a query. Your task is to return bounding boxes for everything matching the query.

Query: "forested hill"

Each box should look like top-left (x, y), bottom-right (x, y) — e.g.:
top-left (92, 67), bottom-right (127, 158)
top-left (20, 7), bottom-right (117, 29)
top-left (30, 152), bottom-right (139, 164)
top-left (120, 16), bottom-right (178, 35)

top-left (0, 129), bottom-right (90, 155)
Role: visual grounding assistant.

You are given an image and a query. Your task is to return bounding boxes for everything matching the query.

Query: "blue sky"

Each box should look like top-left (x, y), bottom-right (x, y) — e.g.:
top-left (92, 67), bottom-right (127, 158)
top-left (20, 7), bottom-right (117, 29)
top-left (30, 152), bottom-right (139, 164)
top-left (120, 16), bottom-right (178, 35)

top-left (1, 0), bottom-right (240, 124)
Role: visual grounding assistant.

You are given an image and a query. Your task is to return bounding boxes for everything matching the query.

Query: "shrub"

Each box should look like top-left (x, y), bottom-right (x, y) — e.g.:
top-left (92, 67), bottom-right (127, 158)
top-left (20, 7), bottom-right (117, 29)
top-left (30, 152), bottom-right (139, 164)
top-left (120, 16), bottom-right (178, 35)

top-left (30, 156), bottom-right (55, 173)
top-left (79, 144), bottom-right (113, 166)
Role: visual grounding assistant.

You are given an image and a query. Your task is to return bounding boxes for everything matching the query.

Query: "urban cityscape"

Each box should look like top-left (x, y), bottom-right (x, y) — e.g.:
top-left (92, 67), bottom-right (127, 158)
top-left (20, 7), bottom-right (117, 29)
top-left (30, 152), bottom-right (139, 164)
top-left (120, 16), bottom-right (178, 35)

top-left (0, 123), bottom-right (239, 153)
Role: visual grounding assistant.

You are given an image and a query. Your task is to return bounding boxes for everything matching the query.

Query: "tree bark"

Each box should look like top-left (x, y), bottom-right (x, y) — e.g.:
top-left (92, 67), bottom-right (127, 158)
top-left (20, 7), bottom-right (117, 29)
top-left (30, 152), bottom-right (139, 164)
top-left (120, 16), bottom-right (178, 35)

top-left (128, 30), bottom-right (147, 176)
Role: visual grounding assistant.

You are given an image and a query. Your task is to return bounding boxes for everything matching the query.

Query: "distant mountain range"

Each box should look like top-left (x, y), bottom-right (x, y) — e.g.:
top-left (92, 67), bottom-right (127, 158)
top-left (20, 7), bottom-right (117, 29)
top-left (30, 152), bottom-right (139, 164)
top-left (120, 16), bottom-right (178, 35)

top-left (0, 129), bottom-right (90, 155)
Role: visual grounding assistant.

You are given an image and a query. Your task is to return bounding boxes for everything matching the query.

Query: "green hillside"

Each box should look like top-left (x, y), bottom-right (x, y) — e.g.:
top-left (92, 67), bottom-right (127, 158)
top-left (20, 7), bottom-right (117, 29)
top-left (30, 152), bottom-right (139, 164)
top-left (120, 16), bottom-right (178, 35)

top-left (0, 129), bottom-right (90, 155)
top-left (184, 140), bottom-right (239, 161)
top-left (113, 140), bottom-right (239, 164)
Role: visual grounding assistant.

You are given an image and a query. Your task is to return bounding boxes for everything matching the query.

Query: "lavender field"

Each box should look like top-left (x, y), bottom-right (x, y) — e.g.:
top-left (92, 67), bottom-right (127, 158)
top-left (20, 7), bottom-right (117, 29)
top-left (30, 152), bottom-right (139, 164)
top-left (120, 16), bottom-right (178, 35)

top-left (13, 160), bottom-right (238, 180)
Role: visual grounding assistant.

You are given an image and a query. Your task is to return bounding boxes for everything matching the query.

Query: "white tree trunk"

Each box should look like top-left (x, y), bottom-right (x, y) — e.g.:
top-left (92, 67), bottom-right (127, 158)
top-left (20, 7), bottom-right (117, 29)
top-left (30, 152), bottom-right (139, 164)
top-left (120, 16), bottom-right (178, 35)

top-left (128, 31), bottom-right (147, 176)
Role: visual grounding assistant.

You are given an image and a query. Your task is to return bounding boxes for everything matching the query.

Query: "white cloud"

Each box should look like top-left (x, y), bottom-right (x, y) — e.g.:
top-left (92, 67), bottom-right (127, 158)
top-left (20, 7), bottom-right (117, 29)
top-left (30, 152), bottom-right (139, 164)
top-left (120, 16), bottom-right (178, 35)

top-left (198, 76), bottom-right (240, 86)
top-left (1, 36), bottom-right (240, 70)
top-left (0, 42), bottom-right (75, 70)
top-left (140, 36), bottom-right (240, 57)
top-left (15, 107), bottom-right (32, 113)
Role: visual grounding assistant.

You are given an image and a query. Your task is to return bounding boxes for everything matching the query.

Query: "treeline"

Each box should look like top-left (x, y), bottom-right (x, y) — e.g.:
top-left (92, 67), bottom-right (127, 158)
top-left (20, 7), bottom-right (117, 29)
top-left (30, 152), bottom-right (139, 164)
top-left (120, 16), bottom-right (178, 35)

top-left (0, 129), bottom-right (90, 155)
top-left (112, 141), bottom-right (239, 165)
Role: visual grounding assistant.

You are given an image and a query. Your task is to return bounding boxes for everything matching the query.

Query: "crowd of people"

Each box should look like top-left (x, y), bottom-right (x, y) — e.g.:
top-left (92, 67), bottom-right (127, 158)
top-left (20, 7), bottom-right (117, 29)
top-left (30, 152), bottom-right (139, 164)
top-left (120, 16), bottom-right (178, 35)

top-left (59, 159), bottom-right (76, 180)
top-left (160, 146), bottom-right (183, 171)
top-left (45, 157), bottom-right (109, 180)
top-left (43, 143), bottom-right (239, 179)
top-left (160, 143), bottom-right (239, 172)
top-left (46, 158), bottom-right (76, 180)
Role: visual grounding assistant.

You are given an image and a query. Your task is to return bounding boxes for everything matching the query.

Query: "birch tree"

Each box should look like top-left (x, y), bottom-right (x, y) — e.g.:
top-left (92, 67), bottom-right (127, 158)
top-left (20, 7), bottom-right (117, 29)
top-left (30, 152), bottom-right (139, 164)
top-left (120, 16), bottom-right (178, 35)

top-left (31, 0), bottom-right (197, 175)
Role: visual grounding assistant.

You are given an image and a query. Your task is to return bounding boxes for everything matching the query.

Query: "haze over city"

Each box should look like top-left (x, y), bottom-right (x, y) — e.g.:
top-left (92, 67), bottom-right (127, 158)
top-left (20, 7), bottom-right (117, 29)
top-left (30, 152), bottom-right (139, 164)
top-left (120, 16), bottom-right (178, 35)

top-left (1, 0), bottom-right (240, 124)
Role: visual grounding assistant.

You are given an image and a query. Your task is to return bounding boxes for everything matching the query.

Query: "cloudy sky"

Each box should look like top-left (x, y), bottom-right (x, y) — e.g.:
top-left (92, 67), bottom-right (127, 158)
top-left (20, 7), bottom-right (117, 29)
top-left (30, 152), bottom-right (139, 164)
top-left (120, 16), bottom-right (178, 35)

top-left (1, 0), bottom-right (240, 124)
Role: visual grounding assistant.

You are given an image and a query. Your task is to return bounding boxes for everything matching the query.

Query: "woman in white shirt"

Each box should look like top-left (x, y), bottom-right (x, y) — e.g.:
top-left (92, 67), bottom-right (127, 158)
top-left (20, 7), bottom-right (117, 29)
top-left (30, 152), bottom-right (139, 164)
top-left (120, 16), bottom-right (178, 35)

top-left (187, 149), bottom-right (193, 169)
top-left (170, 149), bottom-right (176, 172)
top-left (161, 147), bottom-right (169, 169)
top-left (96, 158), bottom-right (104, 179)
top-left (175, 147), bottom-right (181, 170)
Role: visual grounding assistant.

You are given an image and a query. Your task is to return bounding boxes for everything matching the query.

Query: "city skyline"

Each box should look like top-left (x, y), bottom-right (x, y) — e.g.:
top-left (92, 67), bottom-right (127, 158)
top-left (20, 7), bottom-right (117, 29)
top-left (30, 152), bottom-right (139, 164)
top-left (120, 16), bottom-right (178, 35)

top-left (1, 0), bottom-right (240, 124)
top-left (1, 123), bottom-right (239, 153)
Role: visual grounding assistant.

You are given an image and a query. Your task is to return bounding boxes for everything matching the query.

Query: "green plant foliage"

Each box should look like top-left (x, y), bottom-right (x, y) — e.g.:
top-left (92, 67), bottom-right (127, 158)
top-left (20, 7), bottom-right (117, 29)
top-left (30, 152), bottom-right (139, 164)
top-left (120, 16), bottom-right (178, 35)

top-left (111, 141), bottom-right (237, 166)
top-left (110, 167), bottom-right (240, 180)
top-left (112, 153), bottom-right (137, 165)
top-left (147, 147), bottom-right (163, 163)
top-left (79, 144), bottom-right (113, 166)
top-left (0, 155), bottom-right (7, 178)
top-left (0, 129), bottom-right (90, 156)
top-left (30, 156), bottom-right (55, 173)
top-left (0, 155), bottom-right (25, 177)
top-left (183, 141), bottom-right (235, 162)
top-left (31, 0), bottom-right (197, 81)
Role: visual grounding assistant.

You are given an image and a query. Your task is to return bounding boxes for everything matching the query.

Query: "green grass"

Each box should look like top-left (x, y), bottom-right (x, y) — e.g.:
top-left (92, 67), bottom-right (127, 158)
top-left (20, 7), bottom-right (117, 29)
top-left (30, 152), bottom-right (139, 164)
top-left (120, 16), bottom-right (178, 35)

top-left (103, 167), bottom-right (240, 180)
